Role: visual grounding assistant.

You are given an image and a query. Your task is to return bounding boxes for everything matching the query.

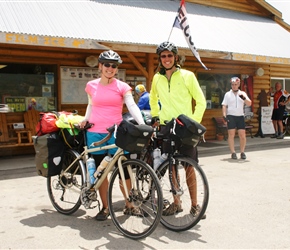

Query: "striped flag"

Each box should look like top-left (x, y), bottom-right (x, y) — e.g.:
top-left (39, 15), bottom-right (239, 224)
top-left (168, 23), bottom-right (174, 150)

top-left (173, 0), bottom-right (208, 70)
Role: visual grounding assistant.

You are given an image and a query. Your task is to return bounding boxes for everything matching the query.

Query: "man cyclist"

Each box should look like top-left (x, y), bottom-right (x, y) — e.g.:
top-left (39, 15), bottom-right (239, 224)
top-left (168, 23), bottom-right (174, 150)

top-left (149, 41), bottom-right (206, 218)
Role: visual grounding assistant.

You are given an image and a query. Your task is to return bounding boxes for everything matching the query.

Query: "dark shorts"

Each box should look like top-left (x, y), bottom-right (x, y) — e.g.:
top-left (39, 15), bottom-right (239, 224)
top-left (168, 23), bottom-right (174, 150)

top-left (227, 115), bottom-right (245, 130)
top-left (271, 108), bottom-right (284, 121)
top-left (159, 126), bottom-right (198, 162)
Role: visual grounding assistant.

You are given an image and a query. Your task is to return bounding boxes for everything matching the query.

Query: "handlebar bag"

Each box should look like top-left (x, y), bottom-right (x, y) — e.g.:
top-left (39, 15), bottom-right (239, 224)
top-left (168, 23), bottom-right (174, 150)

top-left (174, 114), bottom-right (207, 146)
top-left (116, 120), bottom-right (153, 153)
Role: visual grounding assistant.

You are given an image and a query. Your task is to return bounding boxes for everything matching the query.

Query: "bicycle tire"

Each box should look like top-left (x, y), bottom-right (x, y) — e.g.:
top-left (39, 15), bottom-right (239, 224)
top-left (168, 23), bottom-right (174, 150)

top-left (156, 155), bottom-right (209, 232)
top-left (108, 159), bottom-right (163, 240)
top-left (285, 116), bottom-right (290, 135)
top-left (47, 149), bottom-right (85, 215)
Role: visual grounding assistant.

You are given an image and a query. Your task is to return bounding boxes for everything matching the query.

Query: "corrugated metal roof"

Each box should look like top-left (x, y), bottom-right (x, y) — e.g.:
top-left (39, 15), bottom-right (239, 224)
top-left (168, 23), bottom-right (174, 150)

top-left (0, 0), bottom-right (290, 59)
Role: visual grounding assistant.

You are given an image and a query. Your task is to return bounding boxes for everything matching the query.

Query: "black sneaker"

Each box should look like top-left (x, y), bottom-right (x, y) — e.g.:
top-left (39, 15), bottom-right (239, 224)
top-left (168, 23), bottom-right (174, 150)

top-left (240, 152), bottom-right (246, 160)
top-left (271, 134), bottom-right (277, 138)
top-left (95, 207), bottom-right (110, 221)
top-left (277, 134), bottom-right (284, 139)
top-left (231, 153), bottom-right (237, 159)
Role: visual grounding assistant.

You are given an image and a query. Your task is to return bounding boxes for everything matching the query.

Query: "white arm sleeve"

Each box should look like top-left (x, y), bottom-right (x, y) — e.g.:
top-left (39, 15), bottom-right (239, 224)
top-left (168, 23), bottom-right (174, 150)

top-left (124, 93), bottom-right (145, 125)
top-left (83, 94), bottom-right (92, 121)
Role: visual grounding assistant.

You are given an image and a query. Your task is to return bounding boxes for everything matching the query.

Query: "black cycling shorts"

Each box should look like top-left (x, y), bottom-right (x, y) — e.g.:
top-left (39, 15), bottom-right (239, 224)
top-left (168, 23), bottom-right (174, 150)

top-left (271, 108), bottom-right (284, 121)
top-left (227, 115), bottom-right (245, 130)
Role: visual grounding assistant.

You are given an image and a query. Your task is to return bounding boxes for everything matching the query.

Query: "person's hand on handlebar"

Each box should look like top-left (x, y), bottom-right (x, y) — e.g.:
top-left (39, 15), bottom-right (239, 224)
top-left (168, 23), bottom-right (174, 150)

top-left (79, 119), bottom-right (88, 129)
top-left (151, 116), bottom-right (160, 127)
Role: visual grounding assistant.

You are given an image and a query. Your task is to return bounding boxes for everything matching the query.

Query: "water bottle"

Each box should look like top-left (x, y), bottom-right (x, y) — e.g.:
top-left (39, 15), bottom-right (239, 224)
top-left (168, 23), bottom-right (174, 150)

top-left (160, 153), bottom-right (168, 162)
top-left (87, 157), bottom-right (96, 185)
top-left (153, 148), bottom-right (161, 170)
top-left (154, 152), bottom-right (167, 171)
top-left (93, 156), bottom-right (111, 183)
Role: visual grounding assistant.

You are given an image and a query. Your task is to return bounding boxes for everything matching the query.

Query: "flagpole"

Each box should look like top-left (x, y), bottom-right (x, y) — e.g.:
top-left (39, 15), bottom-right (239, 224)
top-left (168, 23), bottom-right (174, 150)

top-left (167, 26), bottom-right (174, 41)
top-left (168, 1), bottom-right (182, 41)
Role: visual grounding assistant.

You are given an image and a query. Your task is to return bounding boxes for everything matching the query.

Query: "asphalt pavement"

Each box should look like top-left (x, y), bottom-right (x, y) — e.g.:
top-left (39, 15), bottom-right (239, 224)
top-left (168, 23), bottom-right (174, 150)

top-left (0, 136), bottom-right (290, 249)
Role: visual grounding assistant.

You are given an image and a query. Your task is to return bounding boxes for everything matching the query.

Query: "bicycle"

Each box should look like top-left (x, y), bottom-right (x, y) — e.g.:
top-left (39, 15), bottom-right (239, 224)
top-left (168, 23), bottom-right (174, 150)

top-left (47, 122), bottom-right (163, 240)
top-left (141, 115), bottom-right (209, 232)
top-left (283, 111), bottom-right (290, 135)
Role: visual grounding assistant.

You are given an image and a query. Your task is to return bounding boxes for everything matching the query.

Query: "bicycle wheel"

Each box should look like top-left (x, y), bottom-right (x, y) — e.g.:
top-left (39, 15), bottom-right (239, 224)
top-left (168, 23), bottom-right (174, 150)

top-left (47, 149), bottom-right (85, 215)
top-left (285, 116), bottom-right (290, 135)
top-left (108, 159), bottom-right (163, 240)
top-left (156, 155), bottom-right (209, 232)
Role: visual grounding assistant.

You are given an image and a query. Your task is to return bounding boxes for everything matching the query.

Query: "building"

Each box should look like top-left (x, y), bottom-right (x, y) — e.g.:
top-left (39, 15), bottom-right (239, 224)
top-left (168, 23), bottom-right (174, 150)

top-left (0, 0), bottom-right (290, 155)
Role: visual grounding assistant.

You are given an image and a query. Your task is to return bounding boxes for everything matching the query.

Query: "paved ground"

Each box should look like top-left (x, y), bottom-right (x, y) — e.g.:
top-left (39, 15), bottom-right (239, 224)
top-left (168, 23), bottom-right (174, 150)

top-left (0, 136), bottom-right (290, 249)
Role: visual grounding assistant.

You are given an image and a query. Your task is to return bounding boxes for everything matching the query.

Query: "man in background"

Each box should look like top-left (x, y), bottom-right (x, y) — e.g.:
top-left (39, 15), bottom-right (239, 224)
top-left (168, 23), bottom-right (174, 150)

top-left (222, 77), bottom-right (252, 160)
top-left (135, 84), bottom-right (150, 110)
top-left (271, 82), bottom-right (289, 139)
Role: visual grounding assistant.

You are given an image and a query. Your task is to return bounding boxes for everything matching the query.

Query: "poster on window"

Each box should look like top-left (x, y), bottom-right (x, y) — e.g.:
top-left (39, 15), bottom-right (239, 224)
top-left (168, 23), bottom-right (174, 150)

top-left (26, 97), bottom-right (47, 111)
top-left (261, 106), bottom-right (275, 134)
top-left (5, 96), bottom-right (26, 112)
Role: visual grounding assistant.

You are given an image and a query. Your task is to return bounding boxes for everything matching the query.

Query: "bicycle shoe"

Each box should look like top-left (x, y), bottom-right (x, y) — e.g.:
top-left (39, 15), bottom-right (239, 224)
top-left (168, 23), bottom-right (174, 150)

top-left (276, 134), bottom-right (284, 139)
top-left (162, 203), bottom-right (183, 216)
top-left (240, 152), bottom-right (246, 159)
top-left (190, 205), bottom-right (206, 219)
top-left (95, 207), bottom-right (110, 221)
top-left (231, 153), bottom-right (237, 159)
top-left (123, 206), bottom-right (149, 217)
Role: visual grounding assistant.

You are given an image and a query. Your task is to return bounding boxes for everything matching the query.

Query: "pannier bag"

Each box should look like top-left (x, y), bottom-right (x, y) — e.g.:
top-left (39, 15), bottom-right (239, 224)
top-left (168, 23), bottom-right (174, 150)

top-left (115, 120), bottom-right (153, 153)
top-left (174, 114), bottom-right (207, 146)
top-left (32, 132), bottom-right (65, 177)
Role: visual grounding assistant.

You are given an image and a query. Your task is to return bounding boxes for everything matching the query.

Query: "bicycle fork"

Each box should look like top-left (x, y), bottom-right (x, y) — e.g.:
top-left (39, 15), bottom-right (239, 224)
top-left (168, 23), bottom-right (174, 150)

top-left (168, 156), bottom-right (184, 196)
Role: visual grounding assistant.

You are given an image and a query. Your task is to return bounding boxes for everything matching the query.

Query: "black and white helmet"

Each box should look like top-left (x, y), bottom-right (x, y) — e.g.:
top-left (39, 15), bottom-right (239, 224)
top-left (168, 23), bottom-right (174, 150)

top-left (156, 41), bottom-right (178, 55)
top-left (98, 50), bottom-right (122, 64)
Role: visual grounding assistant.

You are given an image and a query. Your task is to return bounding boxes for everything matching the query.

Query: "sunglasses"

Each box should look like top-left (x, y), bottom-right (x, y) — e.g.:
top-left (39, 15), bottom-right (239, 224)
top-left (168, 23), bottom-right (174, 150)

top-left (103, 63), bottom-right (118, 69)
top-left (160, 54), bottom-right (174, 59)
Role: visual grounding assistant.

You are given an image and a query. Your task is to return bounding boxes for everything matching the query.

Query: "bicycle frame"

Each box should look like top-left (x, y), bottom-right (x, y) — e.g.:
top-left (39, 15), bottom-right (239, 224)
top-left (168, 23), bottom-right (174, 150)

top-left (63, 141), bottom-right (137, 201)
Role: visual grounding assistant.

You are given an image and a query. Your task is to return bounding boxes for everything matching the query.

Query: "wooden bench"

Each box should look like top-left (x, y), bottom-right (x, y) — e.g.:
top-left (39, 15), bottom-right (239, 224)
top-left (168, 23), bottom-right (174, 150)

top-left (212, 117), bottom-right (228, 140)
top-left (14, 110), bottom-right (40, 145)
top-left (212, 116), bottom-right (254, 140)
top-left (0, 113), bottom-right (10, 143)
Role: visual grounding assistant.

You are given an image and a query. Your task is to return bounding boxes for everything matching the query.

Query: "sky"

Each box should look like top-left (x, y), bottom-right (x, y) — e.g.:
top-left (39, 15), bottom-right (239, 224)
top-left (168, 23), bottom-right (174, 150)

top-left (266, 0), bottom-right (290, 24)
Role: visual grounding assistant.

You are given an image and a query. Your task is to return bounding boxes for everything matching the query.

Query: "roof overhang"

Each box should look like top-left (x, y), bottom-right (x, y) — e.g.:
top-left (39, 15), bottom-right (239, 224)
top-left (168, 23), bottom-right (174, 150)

top-left (1, 0), bottom-right (290, 65)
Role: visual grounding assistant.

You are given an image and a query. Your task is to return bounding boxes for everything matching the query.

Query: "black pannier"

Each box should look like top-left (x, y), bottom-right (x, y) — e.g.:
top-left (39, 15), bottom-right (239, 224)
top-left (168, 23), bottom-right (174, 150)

top-left (174, 114), bottom-right (207, 146)
top-left (115, 120), bottom-right (153, 153)
top-left (60, 128), bottom-right (84, 153)
top-left (32, 132), bottom-right (65, 177)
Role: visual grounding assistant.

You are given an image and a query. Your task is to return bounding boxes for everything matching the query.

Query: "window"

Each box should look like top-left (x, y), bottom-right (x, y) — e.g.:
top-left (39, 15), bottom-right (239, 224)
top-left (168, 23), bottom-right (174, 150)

top-left (0, 63), bottom-right (57, 112)
top-left (271, 78), bottom-right (290, 93)
top-left (197, 73), bottom-right (238, 109)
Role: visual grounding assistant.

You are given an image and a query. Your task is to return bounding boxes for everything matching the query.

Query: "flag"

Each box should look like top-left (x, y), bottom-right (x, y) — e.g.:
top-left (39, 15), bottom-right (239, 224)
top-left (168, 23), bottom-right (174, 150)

top-left (172, 0), bottom-right (209, 70)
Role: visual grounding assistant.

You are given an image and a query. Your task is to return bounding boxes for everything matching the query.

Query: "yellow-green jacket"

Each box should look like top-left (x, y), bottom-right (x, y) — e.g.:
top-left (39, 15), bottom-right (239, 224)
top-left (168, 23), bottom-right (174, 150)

top-left (149, 68), bottom-right (206, 124)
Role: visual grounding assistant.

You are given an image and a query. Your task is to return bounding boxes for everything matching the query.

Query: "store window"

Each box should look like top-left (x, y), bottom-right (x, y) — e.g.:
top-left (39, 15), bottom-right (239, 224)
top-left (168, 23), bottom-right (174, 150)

top-left (0, 63), bottom-right (56, 112)
top-left (198, 73), bottom-right (238, 109)
top-left (270, 78), bottom-right (290, 93)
